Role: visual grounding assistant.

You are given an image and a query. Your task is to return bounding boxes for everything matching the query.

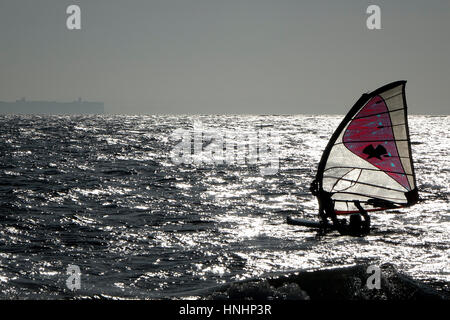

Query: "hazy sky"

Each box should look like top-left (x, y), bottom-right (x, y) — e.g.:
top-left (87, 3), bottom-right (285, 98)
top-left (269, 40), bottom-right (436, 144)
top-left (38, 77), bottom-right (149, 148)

top-left (0, 0), bottom-right (449, 114)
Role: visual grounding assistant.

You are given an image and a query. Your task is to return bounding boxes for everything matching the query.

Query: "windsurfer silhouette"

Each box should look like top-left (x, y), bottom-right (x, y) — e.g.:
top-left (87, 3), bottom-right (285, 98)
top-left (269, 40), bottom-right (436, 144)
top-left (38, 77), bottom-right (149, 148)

top-left (310, 180), bottom-right (370, 236)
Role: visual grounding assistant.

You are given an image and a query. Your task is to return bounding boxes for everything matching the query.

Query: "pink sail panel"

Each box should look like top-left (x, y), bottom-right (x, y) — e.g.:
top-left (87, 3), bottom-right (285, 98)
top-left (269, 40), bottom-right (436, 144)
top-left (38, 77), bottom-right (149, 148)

top-left (343, 95), bottom-right (411, 190)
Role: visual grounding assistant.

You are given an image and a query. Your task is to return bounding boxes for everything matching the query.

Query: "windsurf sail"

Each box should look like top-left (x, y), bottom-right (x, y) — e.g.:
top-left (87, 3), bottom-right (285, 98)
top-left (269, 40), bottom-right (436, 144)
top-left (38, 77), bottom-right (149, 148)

top-left (314, 81), bottom-right (419, 214)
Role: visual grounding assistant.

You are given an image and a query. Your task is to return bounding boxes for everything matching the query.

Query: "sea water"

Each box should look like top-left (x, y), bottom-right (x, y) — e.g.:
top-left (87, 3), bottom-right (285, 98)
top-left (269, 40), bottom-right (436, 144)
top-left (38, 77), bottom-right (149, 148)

top-left (0, 114), bottom-right (448, 299)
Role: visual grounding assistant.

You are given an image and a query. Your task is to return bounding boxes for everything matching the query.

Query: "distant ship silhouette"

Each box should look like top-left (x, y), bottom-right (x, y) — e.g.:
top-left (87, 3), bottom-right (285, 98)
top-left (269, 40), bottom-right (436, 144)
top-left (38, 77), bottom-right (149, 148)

top-left (0, 97), bottom-right (104, 114)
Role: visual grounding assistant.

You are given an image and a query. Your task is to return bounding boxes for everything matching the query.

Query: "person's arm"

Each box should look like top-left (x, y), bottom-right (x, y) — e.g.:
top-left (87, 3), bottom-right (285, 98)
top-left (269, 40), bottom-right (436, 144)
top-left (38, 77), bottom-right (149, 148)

top-left (354, 200), bottom-right (370, 232)
top-left (362, 211), bottom-right (370, 232)
top-left (354, 200), bottom-right (363, 210)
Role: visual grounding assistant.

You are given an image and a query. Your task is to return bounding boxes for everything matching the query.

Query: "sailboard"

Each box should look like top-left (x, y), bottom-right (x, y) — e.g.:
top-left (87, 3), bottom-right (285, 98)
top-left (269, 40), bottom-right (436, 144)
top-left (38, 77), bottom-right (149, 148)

top-left (288, 81), bottom-right (419, 227)
top-left (286, 216), bottom-right (323, 228)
